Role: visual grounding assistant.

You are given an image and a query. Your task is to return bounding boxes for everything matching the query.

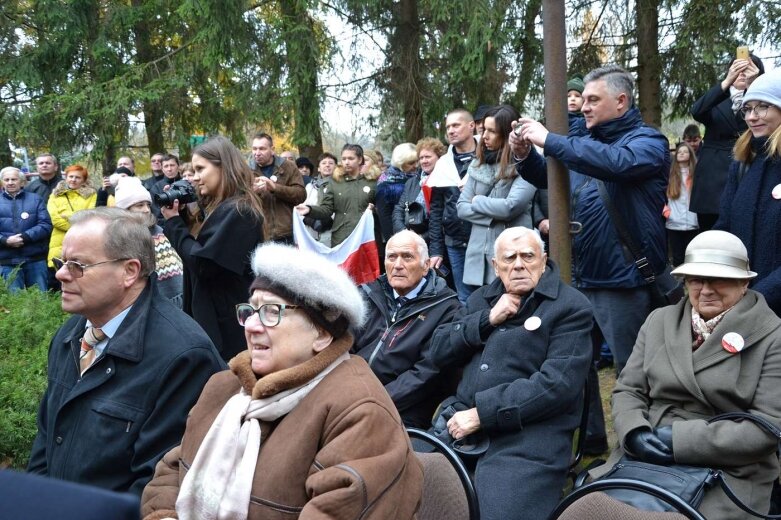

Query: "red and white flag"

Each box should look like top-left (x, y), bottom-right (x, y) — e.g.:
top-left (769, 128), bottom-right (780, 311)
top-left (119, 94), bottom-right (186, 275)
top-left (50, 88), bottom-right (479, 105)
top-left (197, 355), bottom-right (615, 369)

top-left (292, 209), bottom-right (380, 285)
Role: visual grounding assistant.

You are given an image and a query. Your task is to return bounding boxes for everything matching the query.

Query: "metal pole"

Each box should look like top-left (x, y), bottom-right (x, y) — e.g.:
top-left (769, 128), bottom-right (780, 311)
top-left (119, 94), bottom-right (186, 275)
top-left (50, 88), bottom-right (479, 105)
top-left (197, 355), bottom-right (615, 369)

top-left (542, 0), bottom-right (572, 283)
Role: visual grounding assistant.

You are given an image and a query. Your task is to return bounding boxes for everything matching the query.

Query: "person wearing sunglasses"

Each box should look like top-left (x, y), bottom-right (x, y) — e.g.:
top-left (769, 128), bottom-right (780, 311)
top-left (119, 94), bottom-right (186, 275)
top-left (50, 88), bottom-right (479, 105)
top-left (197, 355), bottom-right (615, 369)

top-left (715, 67), bottom-right (781, 318)
top-left (28, 207), bottom-right (224, 496)
top-left (142, 243), bottom-right (423, 520)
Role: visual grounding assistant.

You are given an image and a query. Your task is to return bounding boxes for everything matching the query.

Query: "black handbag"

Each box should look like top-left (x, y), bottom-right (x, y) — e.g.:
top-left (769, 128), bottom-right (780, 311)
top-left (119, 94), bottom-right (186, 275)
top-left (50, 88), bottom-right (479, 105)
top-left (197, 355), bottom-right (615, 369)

top-left (596, 181), bottom-right (684, 308)
top-left (599, 456), bottom-right (716, 512)
top-left (404, 201), bottom-right (428, 233)
top-left (589, 412), bottom-right (781, 518)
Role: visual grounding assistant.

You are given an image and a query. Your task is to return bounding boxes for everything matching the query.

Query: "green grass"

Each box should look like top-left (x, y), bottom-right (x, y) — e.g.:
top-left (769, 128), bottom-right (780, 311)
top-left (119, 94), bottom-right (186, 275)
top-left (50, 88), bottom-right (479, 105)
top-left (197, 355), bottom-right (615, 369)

top-left (0, 279), bottom-right (68, 469)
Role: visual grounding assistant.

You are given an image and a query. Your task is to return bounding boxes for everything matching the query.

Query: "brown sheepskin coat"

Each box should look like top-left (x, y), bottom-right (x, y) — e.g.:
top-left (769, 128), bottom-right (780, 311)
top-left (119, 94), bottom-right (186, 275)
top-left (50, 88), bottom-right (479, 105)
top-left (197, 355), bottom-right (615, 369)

top-left (141, 334), bottom-right (423, 519)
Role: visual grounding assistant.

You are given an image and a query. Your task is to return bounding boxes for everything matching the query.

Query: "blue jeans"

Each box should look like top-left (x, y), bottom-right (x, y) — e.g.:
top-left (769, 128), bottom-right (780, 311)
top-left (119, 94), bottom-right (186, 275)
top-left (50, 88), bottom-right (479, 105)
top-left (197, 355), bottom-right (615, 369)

top-left (1, 260), bottom-right (49, 292)
top-left (446, 245), bottom-right (476, 305)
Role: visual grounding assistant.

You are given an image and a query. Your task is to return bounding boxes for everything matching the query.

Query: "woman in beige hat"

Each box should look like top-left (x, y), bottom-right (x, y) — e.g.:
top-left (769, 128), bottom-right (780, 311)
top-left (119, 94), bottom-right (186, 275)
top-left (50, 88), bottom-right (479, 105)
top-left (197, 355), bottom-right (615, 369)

top-left (588, 230), bottom-right (781, 519)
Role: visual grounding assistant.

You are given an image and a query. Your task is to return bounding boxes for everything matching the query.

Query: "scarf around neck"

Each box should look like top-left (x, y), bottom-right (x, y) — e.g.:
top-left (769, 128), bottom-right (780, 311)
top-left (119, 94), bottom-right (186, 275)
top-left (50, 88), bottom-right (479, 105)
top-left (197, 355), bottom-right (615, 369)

top-left (730, 86), bottom-right (744, 115)
top-left (175, 350), bottom-right (350, 520)
top-left (691, 307), bottom-right (732, 350)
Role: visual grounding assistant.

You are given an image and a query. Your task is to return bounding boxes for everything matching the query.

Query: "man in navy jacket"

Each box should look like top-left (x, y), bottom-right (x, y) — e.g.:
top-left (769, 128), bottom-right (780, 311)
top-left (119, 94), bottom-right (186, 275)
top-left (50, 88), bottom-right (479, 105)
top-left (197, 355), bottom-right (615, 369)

top-left (0, 167), bottom-right (52, 291)
top-left (511, 65), bottom-right (669, 453)
top-left (28, 208), bottom-right (225, 495)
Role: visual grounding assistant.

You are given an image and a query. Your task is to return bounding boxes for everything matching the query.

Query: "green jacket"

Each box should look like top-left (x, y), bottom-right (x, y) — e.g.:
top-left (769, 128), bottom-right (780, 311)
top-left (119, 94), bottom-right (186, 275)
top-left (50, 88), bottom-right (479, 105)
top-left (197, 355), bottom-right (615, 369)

top-left (307, 175), bottom-right (376, 246)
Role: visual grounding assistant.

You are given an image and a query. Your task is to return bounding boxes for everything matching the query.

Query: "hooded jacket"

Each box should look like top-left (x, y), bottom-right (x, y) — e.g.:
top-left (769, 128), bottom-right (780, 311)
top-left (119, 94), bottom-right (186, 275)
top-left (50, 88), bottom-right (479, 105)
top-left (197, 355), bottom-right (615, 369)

top-left (517, 107), bottom-right (670, 288)
top-left (0, 189), bottom-right (52, 265)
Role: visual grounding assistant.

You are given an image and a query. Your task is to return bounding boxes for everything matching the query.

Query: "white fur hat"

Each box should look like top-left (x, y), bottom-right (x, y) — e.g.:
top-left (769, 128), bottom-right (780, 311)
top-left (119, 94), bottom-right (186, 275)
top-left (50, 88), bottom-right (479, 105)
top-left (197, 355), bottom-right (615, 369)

top-left (250, 243), bottom-right (366, 336)
top-left (114, 176), bottom-right (151, 209)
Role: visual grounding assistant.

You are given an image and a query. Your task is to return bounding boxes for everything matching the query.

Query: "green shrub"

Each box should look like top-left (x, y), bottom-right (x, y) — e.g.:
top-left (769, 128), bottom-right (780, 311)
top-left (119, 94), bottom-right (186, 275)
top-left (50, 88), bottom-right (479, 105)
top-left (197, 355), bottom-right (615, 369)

top-left (0, 279), bottom-right (68, 468)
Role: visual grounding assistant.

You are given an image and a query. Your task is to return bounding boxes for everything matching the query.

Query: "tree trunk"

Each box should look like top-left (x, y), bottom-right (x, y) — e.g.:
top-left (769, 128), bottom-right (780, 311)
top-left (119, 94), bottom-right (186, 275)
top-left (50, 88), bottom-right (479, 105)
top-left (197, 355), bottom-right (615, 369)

top-left (131, 0), bottom-right (166, 156)
top-left (0, 134), bottom-right (11, 167)
top-left (635, 0), bottom-right (662, 127)
top-left (280, 0), bottom-right (323, 161)
top-left (393, 0), bottom-right (423, 142)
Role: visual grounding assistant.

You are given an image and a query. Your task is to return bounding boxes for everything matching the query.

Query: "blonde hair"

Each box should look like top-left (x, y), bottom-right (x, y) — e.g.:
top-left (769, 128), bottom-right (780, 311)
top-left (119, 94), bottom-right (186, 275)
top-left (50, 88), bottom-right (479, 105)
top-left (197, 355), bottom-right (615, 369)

top-left (390, 143), bottom-right (417, 169)
top-left (734, 123), bottom-right (781, 163)
top-left (667, 142), bottom-right (697, 200)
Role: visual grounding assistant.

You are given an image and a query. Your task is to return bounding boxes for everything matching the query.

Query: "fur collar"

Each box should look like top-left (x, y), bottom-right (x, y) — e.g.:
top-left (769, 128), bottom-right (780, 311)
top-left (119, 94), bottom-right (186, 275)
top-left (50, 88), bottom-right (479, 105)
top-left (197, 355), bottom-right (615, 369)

top-left (467, 160), bottom-right (514, 185)
top-left (229, 333), bottom-right (354, 399)
top-left (52, 180), bottom-right (96, 198)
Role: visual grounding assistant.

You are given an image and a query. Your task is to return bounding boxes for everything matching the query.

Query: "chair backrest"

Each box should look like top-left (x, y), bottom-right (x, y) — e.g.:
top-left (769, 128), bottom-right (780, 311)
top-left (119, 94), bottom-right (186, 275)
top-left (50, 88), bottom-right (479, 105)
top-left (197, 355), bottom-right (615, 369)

top-left (407, 427), bottom-right (479, 520)
top-left (555, 491), bottom-right (691, 520)
top-left (549, 479), bottom-right (706, 520)
top-left (417, 452), bottom-right (471, 520)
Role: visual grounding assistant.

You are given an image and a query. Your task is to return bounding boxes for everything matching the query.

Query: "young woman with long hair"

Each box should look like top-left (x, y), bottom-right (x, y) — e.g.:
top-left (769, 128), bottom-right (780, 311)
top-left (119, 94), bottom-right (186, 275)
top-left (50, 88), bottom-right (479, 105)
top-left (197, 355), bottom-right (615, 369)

top-left (457, 104), bottom-right (536, 292)
top-left (715, 68), bottom-right (781, 317)
top-left (663, 142), bottom-right (698, 265)
top-left (161, 135), bottom-right (265, 361)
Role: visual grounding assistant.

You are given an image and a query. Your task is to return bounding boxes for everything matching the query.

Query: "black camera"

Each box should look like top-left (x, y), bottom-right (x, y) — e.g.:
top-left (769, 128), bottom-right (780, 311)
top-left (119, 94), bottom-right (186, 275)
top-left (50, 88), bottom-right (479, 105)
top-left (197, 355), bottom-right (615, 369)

top-left (153, 179), bottom-right (197, 208)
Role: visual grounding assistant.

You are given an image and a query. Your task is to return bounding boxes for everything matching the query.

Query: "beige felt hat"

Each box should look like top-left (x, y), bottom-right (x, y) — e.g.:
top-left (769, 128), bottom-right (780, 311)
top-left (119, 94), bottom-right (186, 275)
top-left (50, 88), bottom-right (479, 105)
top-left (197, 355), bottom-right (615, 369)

top-left (671, 230), bottom-right (757, 279)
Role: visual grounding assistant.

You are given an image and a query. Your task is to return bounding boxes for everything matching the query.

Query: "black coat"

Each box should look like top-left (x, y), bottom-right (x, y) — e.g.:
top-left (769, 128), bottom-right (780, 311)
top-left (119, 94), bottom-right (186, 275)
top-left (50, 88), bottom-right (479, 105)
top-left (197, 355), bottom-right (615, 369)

top-left (353, 272), bottom-right (461, 428)
top-left (27, 277), bottom-right (225, 496)
top-left (690, 83), bottom-right (747, 214)
top-left (164, 197), bottom-right (264, 361)
top-left (429, 261), bottom-right (593, 520)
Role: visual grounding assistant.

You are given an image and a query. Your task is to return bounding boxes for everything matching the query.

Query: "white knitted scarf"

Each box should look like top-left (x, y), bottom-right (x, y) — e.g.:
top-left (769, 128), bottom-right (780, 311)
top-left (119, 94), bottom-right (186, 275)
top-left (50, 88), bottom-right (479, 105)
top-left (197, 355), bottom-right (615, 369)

top-left (175, 352), bottom-right (349, 520)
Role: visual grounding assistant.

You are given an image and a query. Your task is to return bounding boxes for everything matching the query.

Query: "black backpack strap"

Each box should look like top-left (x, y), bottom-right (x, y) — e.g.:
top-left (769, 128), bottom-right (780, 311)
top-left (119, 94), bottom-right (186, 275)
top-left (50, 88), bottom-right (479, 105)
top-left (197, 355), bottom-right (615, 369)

top-left (596, 180), bottom-right (656, 284)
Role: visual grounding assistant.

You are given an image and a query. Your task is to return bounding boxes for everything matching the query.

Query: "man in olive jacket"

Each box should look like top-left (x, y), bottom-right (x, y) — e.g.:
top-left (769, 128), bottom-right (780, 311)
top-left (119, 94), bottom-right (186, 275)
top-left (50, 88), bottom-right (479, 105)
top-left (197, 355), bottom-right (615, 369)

top-left (353, 230), bottom-right (461, 428)
top-left (27, 208), bottom-right (225, 496)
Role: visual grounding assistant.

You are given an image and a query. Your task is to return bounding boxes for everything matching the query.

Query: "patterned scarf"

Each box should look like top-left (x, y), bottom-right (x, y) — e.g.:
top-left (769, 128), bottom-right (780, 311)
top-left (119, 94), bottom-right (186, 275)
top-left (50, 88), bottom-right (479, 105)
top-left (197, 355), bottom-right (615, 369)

top-left (691, 308), bottom-right (731, 350)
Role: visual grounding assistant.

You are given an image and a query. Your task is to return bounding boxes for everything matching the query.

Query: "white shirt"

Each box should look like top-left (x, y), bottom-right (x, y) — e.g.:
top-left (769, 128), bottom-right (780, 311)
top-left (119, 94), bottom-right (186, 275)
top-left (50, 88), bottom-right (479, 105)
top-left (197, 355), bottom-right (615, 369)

top-left (85, 305), bottom-right (133, 358)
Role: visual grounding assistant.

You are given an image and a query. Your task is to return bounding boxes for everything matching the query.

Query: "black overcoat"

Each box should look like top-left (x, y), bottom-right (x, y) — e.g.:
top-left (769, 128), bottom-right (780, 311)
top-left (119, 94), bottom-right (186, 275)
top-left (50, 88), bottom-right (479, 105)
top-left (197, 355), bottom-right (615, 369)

top-left (690, 83), bottom-right (748, 214)
top-left (429, 261), bottom-right (593, 520)
top-left (164, 197), bottom-right (264, 360)
top-left (27, 277), bottom-right (225, 495)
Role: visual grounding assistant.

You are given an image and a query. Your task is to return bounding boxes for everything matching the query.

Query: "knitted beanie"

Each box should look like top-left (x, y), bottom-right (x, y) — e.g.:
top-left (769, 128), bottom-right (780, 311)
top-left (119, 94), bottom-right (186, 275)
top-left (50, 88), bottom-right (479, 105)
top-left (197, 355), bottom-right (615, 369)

top-left (567, 76), bottom-right (585, 94)
top-left (743, 67), bottom-right (781, 108)
top-left (249, 243), bottom-right (366, 338)
top-left (114, 176), bottom-right (152, 209)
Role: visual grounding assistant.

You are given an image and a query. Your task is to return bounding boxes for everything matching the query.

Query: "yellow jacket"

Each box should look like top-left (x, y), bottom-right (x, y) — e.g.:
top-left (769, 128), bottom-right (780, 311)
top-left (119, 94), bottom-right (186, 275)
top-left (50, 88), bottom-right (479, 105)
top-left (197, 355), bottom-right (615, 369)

top-left (47, 182), bottom-right (98, 267)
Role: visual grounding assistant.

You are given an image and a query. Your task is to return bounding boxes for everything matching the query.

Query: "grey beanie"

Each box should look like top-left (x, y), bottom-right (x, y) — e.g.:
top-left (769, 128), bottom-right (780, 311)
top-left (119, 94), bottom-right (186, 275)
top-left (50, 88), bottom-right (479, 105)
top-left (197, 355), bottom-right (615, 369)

top-left (249, 243), bottom-right (366, 338)
top-left (743, 67), bottom-right (781, 108)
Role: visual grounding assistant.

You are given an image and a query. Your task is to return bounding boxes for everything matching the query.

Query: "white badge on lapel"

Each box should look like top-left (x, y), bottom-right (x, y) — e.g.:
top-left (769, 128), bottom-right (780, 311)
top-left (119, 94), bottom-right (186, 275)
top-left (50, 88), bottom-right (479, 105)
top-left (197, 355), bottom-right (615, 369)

top-left (524, 316), bottom-right (541, 331)
top-left (721, 332), bottom-right (745, 354)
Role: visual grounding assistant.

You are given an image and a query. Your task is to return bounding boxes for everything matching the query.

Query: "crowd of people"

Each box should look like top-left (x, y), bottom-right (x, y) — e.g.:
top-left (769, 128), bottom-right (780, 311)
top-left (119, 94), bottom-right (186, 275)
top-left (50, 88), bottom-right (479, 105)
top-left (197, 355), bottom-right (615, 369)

top-left (3, 58), bottom-right (781, 520)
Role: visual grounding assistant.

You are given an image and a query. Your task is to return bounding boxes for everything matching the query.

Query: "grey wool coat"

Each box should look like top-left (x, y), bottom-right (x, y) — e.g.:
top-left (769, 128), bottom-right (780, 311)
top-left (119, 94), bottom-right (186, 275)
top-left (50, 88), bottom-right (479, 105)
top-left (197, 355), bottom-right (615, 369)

top-left (456, 160), bottom-right (536, 286)
top-left (592, 290), bottom-right (781, 519)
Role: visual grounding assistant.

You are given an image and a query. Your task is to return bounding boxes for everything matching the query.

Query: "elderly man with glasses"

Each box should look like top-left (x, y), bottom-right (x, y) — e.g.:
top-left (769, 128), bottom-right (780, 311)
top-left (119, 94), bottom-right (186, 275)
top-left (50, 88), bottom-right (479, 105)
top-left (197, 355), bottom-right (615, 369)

top-left (28, 207), bottom-right (225, 496)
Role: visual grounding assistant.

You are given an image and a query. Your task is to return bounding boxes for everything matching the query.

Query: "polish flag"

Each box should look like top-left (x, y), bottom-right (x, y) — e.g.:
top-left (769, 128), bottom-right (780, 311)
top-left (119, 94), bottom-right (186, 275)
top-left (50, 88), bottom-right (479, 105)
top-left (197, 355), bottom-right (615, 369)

top-left (292, 209), bottom-right (380, 285)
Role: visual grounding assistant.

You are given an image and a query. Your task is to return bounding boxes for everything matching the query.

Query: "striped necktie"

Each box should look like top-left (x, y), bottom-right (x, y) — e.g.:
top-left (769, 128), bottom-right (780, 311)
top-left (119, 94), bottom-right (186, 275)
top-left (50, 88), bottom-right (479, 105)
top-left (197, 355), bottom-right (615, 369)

top-left (80, 326), bottom-right (106, 375)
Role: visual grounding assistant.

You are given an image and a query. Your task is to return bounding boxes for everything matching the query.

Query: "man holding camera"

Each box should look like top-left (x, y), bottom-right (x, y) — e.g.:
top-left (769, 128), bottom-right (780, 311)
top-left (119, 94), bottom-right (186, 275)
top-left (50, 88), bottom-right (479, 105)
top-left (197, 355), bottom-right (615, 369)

top-left (249, 132), bottom-right (306, 244)
top-left (352, 230), bottom-right (461, 428)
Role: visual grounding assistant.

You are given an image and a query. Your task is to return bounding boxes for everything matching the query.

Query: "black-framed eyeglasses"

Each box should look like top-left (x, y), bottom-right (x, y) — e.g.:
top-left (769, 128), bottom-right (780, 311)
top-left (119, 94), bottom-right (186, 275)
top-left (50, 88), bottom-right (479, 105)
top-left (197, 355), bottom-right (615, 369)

top-left (235, 303), bottom-right (302, 327)
top-left (740, 103), bottom-right (771, 119)
top-left (52, 257), bottom-right (130, 278)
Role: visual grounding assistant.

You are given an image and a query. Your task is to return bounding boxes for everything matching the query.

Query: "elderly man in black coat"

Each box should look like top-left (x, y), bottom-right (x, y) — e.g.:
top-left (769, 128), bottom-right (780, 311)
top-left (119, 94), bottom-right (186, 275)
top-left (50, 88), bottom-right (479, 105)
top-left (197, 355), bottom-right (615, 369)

top-left (27, 208), bottom-right (225, 496)
top-left (353, 230), bottom-right (461, 428)
top-left (430, 226), bottom-right (593, 520)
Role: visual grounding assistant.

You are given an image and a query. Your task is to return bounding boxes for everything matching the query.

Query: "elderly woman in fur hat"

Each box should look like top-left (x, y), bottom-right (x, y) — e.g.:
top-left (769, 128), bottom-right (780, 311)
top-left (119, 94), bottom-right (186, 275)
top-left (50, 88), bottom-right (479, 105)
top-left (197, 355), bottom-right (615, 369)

top-left (141, 243), bottom-right (423, 520)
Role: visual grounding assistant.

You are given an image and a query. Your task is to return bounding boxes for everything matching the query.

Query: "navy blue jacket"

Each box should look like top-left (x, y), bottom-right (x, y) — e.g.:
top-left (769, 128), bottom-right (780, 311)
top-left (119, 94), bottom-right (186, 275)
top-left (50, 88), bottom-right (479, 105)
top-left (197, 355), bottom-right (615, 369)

top-left (715, 137), bottom-right (781, 315)
top-left (0, 189), bottom-right (52, 265)
top-left (27, 277), bottom-right (225, 495)
top-left (517, 108), bottom-right (670, 288)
